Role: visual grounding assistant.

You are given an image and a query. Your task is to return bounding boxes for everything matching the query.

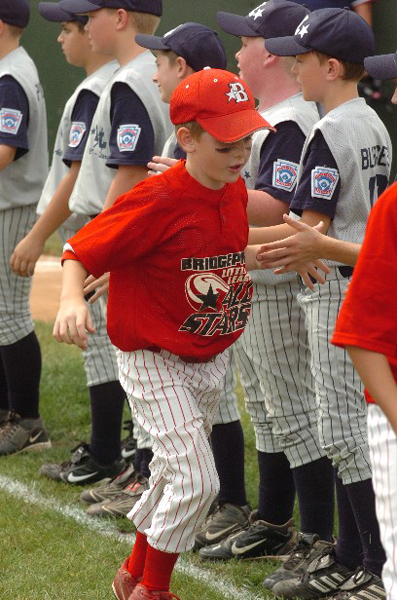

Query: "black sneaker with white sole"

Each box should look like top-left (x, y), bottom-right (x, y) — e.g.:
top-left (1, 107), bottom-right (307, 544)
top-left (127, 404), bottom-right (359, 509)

top-left (198, 512), bottom-right (296, 561)
top-left (39, 443), bottom-right (125, 485)
top-left (120, 420), bottom-right (137, 462)
top-left (272, 547), bottom-right (354, 599)
top-left (195, 502), bottom-right (251, 548)
top-left (328, 567), bottom-right (386, 600)
top-left (0, 411), bottom-right (51, 456)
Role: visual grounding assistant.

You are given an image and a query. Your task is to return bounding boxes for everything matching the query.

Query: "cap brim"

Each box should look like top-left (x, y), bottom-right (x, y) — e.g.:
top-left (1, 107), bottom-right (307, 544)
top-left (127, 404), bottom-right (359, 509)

top-left (364, 53), bottom-right (397, 80)
top-left (217, 12), bottom-right (256, 37)
top-left (59, 0), bottom-right (100, 13)
top-left (197, 110), bottom-right (275, 144)
top-left (265, 35), bottom-right (310, 57)
top-left (38, 2), bottom-right (77, 21)
top-left (135, 34), bottom-right (168, 51)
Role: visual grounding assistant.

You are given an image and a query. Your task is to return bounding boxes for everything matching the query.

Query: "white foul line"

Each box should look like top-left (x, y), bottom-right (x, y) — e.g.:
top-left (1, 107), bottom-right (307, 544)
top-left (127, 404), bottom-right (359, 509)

top-left (0, 475), bottom-right (265, 600)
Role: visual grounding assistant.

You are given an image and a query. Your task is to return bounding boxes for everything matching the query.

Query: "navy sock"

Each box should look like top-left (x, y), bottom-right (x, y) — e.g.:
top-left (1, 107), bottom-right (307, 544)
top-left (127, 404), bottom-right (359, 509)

top-left (89, 381), bottom-right (125, 466)
top-left (139, 448), bottom-right (153, 479)
top-left (211, 421), bottom-right (247, 506)
top-left (257, 451), bottom-right (295, 524)
top-left (0, 356), bottom-right (9, 411)
top-left (0, 332), bottom-right (41, 418)
top-left (292, 456), bottom-right (335, 541)
top-left (335, 472), bottom-right (363, 569)
top-left (345, 478), bottom-right (385, 576)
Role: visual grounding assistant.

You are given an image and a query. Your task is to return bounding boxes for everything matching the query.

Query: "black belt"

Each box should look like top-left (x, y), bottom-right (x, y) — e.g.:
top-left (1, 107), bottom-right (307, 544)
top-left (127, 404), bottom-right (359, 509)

top-left (337, 266), bottom-right (354, 278)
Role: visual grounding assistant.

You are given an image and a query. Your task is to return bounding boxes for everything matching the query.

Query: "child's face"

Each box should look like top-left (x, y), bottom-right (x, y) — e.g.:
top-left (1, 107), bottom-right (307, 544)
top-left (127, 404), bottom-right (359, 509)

top-left (57, 22), bottom-right (89, 67)
top-left (153, 52), bottom-right (181, 104)
top-left (84, 9), bottom-right (116, 56)
top-left (235, 37), bottom-right (267, 97)
top-left (186, 131), bottom-right (252, 190)
top-left (292, 52), bottom-right (327, 103)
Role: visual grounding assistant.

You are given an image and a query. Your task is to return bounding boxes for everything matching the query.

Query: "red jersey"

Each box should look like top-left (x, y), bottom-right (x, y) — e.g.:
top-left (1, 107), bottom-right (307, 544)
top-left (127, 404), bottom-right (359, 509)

top-left (332, 182), bottom-right (397, 403)
top-left (63, 160), bottom-right (252, 360)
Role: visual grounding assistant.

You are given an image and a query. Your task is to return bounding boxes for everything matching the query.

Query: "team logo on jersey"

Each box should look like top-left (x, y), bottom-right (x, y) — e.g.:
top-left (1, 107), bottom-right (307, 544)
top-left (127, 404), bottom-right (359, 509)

top-left (311, 166), bottom-right (339, 200)
top-left (272, 159), bottom-right (299, 191)
top-left (295, 15), bottom-right (310, 38)
top-left (117, 124), bottom-right (141, 152)
top-left (249, 2), bottom-right (267, 20)
top-left (69, 122), bottom-right (87, 148)
top-left (179, 256), bottom-right (252, 337)
top-left (226, 83), bottom-right (249, 104)
top-left (0, 108), bottom-right (22, 135)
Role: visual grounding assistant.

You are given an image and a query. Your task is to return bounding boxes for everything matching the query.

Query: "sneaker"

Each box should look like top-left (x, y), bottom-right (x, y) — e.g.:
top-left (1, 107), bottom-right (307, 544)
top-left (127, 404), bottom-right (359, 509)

top-left (80, 462), bottom-right (137, 504)
top-left (0, 411), bottom-right (51, 456)
top-left (86, 473), bottom-right (149, 517)
top-left (121, 420), bottom-right (137, 461)
top-left (39, 443), bottom-right (125, 485)
top-left (263, 534), bottom-right (335, 590)
top-left (272, 547), bottom-right (354, 599)
top-left (195, 502), bottom-right (251, 548)
top-left (130, 583), bottom-right (181, 599)
top-left (328, 567), bottom-right (386, 600)
top-left (198, 513), bottom-right (296, 561)
top-left (0, 408), bottom-right (8, 426)
top-left (112, 558), bottom-right (140, 600)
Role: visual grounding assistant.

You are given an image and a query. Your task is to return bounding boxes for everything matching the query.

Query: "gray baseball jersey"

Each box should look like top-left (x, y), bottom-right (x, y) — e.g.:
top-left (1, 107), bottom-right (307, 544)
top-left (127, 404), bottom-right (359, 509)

top-left (0, 47), bottom-right (48, 345)
top-left (70, 51), bottom-right (172, 216)
top-left (295, 98), bottom-right (391, 483)
top-left (37, 60), bottom-right (118, 230)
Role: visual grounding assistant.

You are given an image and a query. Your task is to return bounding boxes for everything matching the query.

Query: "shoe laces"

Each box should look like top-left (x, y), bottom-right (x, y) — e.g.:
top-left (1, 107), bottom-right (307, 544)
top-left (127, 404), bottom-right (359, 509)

top-left (70, 442), bottom-right (90, 463)
top-left (0, 411), bottom-right (22, 439)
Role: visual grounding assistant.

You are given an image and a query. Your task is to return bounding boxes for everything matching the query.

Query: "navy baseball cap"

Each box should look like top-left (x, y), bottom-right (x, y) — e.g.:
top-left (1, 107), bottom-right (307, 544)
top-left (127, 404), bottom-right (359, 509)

top-left (59, 0), bottom-right (162, 16)
top-left (217, 0), bottom-right (310, 39)
top-left (265, 8), bottom-right (375, 64)
top-left (0, 0), bottom-right (30, 28)
top-left (365, 51), bottom-right (397, 80)
top-left (39, 2), bottom-right (88, 24)
top-left (136, 23), bottom-right (227, 72)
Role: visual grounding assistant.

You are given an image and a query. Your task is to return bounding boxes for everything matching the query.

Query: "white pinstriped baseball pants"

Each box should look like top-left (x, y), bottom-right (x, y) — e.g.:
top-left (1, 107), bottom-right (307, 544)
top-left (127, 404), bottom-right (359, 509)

top-left (118, 348), bottom-right (229, 554)
top-left (234, 278), bottom-right (325, 467)
top-left (368, 404), bottom-right (397, 600)
top-left (298, 269), bottom-right (372, 484)
top-left (0, 204), bottom-right (37, 345)
top-left (60, 226), bottom-right (119, 386)
top-left (212, 348), bottom-right (241, 425)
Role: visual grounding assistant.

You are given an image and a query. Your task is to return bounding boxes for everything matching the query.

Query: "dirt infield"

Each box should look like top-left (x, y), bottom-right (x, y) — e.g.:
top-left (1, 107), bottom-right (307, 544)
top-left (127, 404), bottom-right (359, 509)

top-left (30, 256), bottom-right (62, 322)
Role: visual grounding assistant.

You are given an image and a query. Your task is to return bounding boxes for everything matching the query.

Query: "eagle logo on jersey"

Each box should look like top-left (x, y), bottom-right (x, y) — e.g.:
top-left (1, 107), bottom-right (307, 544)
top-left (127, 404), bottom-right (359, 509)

top-left (295, 15), bottom-right (310, 38)
top-left (226, 83), bottom-right (249, 104)
top-left (273, 159), bottom-right (299, 191)
top-left (0, 108), bottom-right (22, 135)
top-left (311, 166), bottom-right (339, 200)
top-left (117, 124), bottom-right (141, 152)
top-left (69, 122), bottom-right (87, 148)
top-left (249, 2), bottom-right (267, 20)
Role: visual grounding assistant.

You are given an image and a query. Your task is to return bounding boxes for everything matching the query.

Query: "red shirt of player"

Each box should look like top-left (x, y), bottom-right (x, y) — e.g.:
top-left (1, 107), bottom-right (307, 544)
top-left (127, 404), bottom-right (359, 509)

top-left (63, 160), bottom-right (252, 360)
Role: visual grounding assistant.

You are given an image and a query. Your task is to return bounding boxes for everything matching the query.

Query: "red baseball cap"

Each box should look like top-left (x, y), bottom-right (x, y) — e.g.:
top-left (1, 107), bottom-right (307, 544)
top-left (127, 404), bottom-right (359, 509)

top-left (169, 68), bottom-right (274, 143)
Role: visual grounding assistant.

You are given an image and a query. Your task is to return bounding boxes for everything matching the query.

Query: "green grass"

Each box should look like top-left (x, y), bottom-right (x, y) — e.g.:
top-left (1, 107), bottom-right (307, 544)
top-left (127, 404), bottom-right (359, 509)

top-left (0, 322), bottom-right (289, 599)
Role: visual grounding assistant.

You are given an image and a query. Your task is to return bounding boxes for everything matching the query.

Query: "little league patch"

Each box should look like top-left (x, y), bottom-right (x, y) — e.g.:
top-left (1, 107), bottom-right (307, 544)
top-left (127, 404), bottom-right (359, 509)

top-left (311, 166), bottom-right (339, 200)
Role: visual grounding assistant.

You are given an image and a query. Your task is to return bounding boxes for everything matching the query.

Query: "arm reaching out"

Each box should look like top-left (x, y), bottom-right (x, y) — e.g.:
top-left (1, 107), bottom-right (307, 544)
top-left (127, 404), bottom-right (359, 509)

top-left (147, 155), bottom-right (178, 177)
top-left (53, 259), bottom-right (95, 350)
top-left (257, 214), bottom-right (360, 269)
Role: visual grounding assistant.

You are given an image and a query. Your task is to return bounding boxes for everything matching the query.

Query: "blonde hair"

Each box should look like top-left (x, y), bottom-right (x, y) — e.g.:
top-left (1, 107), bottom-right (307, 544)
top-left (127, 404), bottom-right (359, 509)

top-left (105, 8), bottom-right (160, 34)
top-left (175, 121), bottom-right (205, 140)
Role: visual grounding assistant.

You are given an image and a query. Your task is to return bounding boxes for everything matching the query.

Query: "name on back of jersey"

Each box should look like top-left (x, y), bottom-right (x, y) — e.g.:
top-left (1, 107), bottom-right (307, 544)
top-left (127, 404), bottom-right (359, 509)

top-left (361, 145), bottom-right (389, 171)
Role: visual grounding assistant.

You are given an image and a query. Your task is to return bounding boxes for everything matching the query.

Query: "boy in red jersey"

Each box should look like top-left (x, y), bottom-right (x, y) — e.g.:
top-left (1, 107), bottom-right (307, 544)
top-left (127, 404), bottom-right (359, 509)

top-left (53, 68), bottom-right (273, 600)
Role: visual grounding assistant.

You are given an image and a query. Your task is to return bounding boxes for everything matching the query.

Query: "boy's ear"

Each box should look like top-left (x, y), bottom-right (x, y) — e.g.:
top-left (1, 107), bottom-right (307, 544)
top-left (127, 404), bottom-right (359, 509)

top-left (175, 56), bottom-right (194, 80)
top-left (176, 126), bottom-right (197, 153)
top-left (115, 8), bottom-right (129, 30)
top-left (326, 58), bottom-right (342, 81)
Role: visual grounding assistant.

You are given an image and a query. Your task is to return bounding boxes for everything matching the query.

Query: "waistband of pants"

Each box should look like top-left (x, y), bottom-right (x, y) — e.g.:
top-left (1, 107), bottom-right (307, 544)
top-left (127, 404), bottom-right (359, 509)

top-left (148, 346), bottom-right (215, 364)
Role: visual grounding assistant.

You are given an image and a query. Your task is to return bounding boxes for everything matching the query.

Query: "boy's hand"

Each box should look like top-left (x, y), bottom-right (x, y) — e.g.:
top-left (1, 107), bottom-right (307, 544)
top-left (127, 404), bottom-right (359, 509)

top-left (256, 214), bottom-right (326, 268)
top-left (53, 299), bottom-right (95, 350)
top-left (147, 156), bottom-right (178, 177)
top-left (83, 272), bottom-right (109, 303)
top-left (10, 232), bottom-right (45, 277)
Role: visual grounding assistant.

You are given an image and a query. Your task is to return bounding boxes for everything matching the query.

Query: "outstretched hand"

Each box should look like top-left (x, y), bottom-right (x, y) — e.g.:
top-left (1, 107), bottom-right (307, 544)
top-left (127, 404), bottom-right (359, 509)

top-left (83, 272), bottom-right (109, 303)
top-left (147, 156), bottom-right (178, 177)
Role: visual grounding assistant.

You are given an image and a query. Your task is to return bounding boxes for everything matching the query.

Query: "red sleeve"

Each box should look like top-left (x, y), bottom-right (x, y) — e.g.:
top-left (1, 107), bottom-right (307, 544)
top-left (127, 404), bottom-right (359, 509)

top-left (62, 174), bottom-right (177, 278)
top-left (332, 182), bottom-right (397, 357)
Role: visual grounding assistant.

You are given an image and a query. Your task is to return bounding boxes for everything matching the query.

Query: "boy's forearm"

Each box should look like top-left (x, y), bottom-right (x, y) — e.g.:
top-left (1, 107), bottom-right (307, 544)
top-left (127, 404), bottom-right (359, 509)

top-left (247, 189), bottom-right (289, 227)
top-left (320, 237), bottom-right (361, 267)
top-left (102, 164), bottom-right (148, 211)
top-left (60, 259), bottom-right (89, 302)
top-left (348, 346), bottom-right (397, 435)
top-left (248, 222), bottom-right (295, 245)
top-left (0, 144), bottom-right (16, 171)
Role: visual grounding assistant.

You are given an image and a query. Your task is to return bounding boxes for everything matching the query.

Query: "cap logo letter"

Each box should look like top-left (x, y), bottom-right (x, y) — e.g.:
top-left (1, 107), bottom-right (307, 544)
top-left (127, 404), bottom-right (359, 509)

top-left (249, 2), bottom-right (267, 20)
top-left (226, 83), bottom-right (249, 103)
top-left (295, 15), bottom-right (310, 38)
